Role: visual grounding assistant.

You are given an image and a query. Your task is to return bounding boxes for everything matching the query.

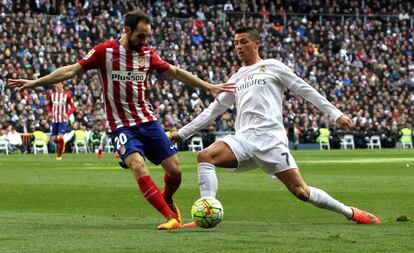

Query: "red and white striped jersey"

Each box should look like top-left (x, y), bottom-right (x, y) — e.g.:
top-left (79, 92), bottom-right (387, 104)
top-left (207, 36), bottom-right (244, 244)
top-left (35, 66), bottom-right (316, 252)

top-left (47, 91), bottom-right (76, 123)
top-left (78, 40), bottom-right (170, 132)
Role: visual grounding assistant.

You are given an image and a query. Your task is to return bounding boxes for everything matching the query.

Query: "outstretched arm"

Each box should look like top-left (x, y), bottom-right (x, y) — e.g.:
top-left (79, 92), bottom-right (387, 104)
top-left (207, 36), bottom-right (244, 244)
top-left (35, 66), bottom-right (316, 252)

top-left (9, 63), bottom-right (84, 91)
top-left (46, 95), bottom-right (52, 115)
top-left (290, 81), bottom-right (354, 130)
top-left (275, 62), bottom-right (354, 130)
top-left (164, 65), bottom-right (235, 99)
top-left (66, 95), bottom-right (76, 119)
top-left (170, 92), bottom-right (235, 142)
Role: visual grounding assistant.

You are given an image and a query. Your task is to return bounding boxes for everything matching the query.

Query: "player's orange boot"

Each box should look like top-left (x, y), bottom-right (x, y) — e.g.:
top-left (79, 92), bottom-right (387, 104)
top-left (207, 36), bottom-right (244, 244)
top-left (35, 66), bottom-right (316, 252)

top-left (114, 152), bottom-right (120, 159)
top-left (182, 221), bottom-right (198, 228)
top-left (168, 203), bottom-right (182, 224)
top-left (351, 207), bottom-right (381, 224)
top-left (157, 216), bottom-right (182, 230)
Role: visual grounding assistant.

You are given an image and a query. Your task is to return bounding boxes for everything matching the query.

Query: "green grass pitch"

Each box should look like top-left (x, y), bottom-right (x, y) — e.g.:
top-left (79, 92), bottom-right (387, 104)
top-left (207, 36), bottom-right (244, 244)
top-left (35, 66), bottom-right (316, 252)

top-left (1, 149), bottom-right (414, 252)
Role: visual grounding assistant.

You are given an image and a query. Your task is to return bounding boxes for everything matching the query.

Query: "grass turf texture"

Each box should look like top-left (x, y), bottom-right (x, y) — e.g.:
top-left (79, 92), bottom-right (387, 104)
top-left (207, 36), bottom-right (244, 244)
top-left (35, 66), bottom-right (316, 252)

top-left (1, 149), bottom-right (413, 252)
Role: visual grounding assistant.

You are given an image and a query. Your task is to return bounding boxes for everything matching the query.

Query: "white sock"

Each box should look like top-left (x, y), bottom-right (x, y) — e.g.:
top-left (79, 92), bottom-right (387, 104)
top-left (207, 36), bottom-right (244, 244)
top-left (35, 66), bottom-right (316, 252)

top-left (308, 186), bottom-right (353, 219)
top-left (198, 163), bottom-right (218, 198)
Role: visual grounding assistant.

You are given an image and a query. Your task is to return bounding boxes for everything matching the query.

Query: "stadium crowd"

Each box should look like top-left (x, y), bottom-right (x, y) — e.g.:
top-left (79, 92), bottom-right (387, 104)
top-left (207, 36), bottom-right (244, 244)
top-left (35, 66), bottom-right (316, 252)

top-left (0, 0), bottom-right (413, 152)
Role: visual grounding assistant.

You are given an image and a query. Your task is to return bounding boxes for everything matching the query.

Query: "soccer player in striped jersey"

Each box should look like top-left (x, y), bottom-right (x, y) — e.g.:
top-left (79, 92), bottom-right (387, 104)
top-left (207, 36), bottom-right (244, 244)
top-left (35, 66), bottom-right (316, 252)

top-left (9, 11), bottom-right (234, 230)
top-left (47, 82), bottom-right (75, 160)
top-left (171, 27), bottom-right (381, 226)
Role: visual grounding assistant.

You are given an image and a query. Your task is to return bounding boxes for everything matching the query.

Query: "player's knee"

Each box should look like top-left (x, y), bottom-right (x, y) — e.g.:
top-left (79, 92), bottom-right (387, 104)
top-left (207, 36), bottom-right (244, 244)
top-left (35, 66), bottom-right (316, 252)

top-left (197, 149), bottom-right (212, 163)
top-left (161, 155), bottom-right (182, 178)
top-left (130, 159), bottom-right (145, 171)
top-left (293, 186), bottom-right (310, 201)
top-left (129, 158), bottom-right (148, 177)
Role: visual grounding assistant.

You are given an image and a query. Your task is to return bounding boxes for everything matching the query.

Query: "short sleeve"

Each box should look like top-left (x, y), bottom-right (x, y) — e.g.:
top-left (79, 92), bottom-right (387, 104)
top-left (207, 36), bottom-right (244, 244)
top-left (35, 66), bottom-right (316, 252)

top-left (150, 50), bottom-right (171, 73)
top-left (78, 43), bottom-right (106, 71)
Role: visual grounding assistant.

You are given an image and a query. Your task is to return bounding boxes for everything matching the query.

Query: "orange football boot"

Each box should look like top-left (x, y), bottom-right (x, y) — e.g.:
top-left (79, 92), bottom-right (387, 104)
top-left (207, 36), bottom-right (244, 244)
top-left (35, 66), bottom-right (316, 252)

top-left (157, 216), bottom-right (182, 230)
top-left (351, 207), bottom-right (381, 224)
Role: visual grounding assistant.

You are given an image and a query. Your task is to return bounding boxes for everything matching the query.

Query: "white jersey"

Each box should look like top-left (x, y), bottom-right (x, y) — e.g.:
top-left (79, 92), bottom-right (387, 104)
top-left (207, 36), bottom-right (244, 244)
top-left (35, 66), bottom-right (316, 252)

top-left (178, 59), bottom-right (343, 142)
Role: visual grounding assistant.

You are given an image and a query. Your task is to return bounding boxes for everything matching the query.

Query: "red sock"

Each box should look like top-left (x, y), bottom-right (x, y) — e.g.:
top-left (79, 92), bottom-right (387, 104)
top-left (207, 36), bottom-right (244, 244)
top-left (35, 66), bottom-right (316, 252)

top-left (137, 175), bottom-right (176, 219)
top-left (57, 138), bottom-right (64, 157)
top-left (57, 138), bottom-right (62, 156)
top-left (163, 173), bottom-right (181, 204)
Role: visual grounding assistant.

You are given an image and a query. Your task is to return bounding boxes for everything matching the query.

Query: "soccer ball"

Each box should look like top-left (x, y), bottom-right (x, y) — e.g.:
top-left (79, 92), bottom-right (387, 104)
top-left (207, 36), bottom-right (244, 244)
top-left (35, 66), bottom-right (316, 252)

top-left (191, 197), bottom-right (223, 229)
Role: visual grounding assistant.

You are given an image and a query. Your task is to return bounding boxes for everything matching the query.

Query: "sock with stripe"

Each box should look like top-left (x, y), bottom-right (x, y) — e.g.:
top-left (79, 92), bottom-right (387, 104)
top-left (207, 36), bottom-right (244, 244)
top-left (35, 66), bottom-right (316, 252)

top-left (137, 175), bottom-right (176, 219)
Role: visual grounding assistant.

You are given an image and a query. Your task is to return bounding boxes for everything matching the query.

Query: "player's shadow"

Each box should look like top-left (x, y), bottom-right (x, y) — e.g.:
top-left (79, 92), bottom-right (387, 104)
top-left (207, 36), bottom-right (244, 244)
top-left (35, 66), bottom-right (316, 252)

top-left (166, 228), bottom-right (220, 233)
top-left (32, 222), bottom-right (157, 231)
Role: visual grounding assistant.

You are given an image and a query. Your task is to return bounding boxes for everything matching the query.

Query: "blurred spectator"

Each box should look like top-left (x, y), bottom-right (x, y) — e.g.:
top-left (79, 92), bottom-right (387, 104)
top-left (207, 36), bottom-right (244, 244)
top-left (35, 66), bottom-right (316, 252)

top-left (0, 78), bottom-right (4, 95)
top-left (7, 125), bottom-right (23, 153)
top-left (223, 1), bottom-right (234, 11)
top-left (1, 0), bottom-right (413, 150)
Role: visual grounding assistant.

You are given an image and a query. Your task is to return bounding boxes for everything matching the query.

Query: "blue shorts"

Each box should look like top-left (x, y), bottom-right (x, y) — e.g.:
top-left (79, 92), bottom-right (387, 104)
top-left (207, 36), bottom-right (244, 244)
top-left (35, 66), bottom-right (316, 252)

top-left (51, 122), bottom-right (67, 136)
top-left (110, 121), bottom-right (177, 166)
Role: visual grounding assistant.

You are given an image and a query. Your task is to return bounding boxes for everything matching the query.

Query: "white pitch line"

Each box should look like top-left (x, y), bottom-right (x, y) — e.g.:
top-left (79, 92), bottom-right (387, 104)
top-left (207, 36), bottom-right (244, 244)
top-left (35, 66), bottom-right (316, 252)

top-left (298, 158), bottom-right (414, 164)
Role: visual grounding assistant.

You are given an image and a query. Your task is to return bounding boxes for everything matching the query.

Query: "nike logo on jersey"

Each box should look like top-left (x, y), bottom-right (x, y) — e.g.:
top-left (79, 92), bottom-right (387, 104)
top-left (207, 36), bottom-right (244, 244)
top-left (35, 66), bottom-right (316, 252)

top-left (170, 145), bottom-right (175, 149)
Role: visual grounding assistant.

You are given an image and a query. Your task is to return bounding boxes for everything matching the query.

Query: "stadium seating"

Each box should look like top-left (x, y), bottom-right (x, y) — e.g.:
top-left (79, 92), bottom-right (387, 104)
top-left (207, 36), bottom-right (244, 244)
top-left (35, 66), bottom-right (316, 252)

top-left (341, 135), bottom-right (355, 150)
top-left (402, 141), bottom-right (413, 149)
top-left (32, 131), bottom-right (49, 155)
top-left (0, 139), bottom-right (9, 155)
top-left (0, 1), bottom-right (413, 151)
top-left (188, 136), bottom-right (204, 152)
top-left (74, 130), bottom-right (88, 154)
top-left (400, 128), bottom-right (413, 148)
top-left (367, 136), bottom-right (382, 149)
top-left (318, 138), bottom-right (330, 150)
top-left (317, 128), bottom-right (330, 150)
top-left (401, 138), bottom-right (413, 149)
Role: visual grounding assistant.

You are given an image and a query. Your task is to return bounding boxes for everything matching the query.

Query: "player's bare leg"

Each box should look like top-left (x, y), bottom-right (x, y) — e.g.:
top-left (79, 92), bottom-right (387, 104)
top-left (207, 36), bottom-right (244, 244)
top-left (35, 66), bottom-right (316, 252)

top-left (160, 155), bottom-right (182, 223)
top-left (275, 168), bottom-right (381, 224)
top-left (125, 153), bottom-right (181, 229)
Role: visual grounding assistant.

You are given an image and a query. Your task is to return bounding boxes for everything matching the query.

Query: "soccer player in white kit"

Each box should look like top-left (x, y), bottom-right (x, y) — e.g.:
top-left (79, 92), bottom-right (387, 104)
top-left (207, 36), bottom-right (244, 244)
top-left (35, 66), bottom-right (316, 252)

top-left (170, 27), bottom-right (381, 225)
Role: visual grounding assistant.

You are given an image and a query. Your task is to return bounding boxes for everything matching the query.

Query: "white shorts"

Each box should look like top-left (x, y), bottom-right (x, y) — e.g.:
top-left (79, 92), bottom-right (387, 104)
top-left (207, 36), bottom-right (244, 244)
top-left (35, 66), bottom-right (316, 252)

top-left (220, 133), bottom-right (298, 175)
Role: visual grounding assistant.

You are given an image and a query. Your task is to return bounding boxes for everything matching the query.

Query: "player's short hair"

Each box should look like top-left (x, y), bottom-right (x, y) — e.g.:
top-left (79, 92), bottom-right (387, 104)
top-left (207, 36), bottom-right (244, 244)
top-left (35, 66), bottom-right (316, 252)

top-left (235, 27), bottom-right (260, 41)
top-left (124, 11), bottom-right (151, 30)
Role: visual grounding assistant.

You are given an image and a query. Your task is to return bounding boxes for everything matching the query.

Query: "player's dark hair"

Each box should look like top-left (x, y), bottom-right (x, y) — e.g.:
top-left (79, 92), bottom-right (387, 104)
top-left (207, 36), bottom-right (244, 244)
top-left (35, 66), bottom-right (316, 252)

top-left (124, 11), bottom-right (151, 30)
top-left (235, 27), bottom-right (260, 41)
